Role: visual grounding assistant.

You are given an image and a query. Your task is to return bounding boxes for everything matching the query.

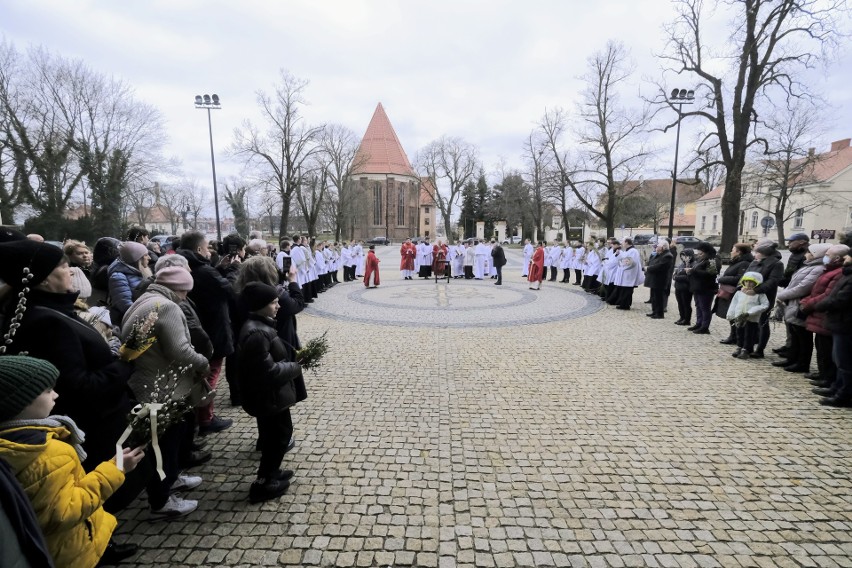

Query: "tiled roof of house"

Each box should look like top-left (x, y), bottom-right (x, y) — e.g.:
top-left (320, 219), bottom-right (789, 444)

top-left (698, 184), bottom-right (725, 201)
top-left (354, 103), bottom-right (416, 177)
top-left (698, 138), bottom-right (852, 201)
top-left (660, 214), bottom-right (696, 228)
top-left (420, 177), bottom-right (437, 206)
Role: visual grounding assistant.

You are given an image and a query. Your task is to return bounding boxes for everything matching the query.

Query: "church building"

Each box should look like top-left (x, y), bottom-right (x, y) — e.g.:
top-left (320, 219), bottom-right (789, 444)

top-left (349, 103), bottom-right (422, 242)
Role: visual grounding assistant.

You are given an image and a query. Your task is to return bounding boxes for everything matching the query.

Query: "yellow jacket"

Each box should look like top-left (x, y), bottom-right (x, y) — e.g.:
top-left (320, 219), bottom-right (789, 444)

top-left (0, 425), bottom-right (124, 568)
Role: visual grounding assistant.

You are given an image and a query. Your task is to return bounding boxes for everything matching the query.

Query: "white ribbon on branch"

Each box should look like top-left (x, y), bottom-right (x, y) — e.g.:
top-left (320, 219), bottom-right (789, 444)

top-left (115, 402), bottom-right (167, 480)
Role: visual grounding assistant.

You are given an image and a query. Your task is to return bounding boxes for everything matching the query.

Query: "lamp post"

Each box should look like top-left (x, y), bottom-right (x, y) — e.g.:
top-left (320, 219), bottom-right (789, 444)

top-left (667, 88), bottom-right (694, 240)
top-left (194, 94), bottom-right (222, 243)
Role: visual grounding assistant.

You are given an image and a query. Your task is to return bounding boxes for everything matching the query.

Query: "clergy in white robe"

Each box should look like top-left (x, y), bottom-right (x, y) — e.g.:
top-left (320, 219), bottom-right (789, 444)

top-left (522, 240), bottom-right (534, 277)
top-left (354, 242), bottom-right (365, 277)
top-left (610, 239), bottom-right (644, 309)
top-left (473, 241), bottom-right (489, 279)
top-left (559, 245), bottom-right (574, 282)
top-left (451, 242), bottom-right (465, 278)
top-left (463, 243), bottom-right (475, 279)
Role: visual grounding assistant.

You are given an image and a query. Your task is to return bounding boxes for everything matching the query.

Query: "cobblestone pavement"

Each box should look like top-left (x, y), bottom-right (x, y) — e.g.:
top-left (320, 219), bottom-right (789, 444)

top-left (118, 246), bottom-right (852, 567)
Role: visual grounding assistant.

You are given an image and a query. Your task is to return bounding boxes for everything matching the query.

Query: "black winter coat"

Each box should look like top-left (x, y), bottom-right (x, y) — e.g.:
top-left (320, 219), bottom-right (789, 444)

top-left (672, 259), bottom-right (692, 291)
top-left (781, 250), bottom-right (807, 287)
top-left (491, 245), bottom-right (507, 267)
top-left (237, 314), bottom-right (304, 417)
top-left (688, 257), bottom-right (718, 294)
top-left (814, 264), bottom-right (852, 334)
top-left (275, 281), bottom-right (306, 360)
top-left (177, 249), bottom-right (239, 359)
top-left (6, 289), bottom-right (134, 469)
top-left (713, 252), bottom-right (754, 317)
top-left (644, 251), bottom-right (673, 289)
top-left (747, 254), bottom-right (784, 303)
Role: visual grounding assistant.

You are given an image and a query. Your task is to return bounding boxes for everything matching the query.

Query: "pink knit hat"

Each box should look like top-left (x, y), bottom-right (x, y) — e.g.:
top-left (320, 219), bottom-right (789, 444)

top-left (155, 266), bottom-right (193, 291)
top-left (119, 241), bottom-right (149, 264)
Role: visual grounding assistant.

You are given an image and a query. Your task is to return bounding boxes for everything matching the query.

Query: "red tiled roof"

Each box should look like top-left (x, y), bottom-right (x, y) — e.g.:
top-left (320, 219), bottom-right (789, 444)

top-left (420, 178), bottom-right (437, 206)
top-left (353, 103), bottom-right (416, 177)
top-left (697, 138), bottom-right (852, 201)
top-left (698, 184), bottom-right (725, 201)
top-left (660, 214), bottom-right (696, 228)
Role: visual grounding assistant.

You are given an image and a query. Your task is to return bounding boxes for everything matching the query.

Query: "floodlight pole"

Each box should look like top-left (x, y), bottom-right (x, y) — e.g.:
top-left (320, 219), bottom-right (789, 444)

top-left (667, 88), bottom-right (694, 240)
top-left (195, 94), bottom-right (222, 243)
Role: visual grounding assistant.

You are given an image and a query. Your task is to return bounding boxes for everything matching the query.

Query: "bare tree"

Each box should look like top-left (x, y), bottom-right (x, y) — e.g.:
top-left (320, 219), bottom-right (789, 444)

top-left (154, 183), bottom-right (186, 235)
top-left (415, 136), bottom-right (479, 239)
top-left (0, 44), bottom-right (84, 228)
top-left (743, 102), bottom-right (830, 244)
top-left (230, 70), bottom-right (322, 237)
top-left (522, 131), bottom-right (552, 239)
top-left (656, 0), bottom-right (844, 252)
top-left (540, 42), bottom-right (652, 237)
top-left (294, 163), bottom-right (327, 237)
top-left (179, 179), bottom-right (208, 231)
top-left (320, 124), bottom-right (365, 241)
top-left (121, 184), bottom-right (156, 228)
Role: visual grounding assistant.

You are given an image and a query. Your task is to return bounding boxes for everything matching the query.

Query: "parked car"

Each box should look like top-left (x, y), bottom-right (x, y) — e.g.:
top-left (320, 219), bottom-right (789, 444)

top-left (632, 234), bottom-right (656, 246)
top-left (502, 236), bottom-right (522, 245)
top-left (674, 235), bottom-right (702, 249)
top-left (366, 236), bottom-right (391, 246)
top-left (703, 235), bottom-right (722, 247)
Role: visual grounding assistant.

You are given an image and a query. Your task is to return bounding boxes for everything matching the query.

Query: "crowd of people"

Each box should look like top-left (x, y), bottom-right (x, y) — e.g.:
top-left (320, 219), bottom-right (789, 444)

top-left (520, 232), bottom-right (852, 409)
top-left (0, 226), bottom-right (354, 567)
top-left (1, 224), bottom-right (851, 567)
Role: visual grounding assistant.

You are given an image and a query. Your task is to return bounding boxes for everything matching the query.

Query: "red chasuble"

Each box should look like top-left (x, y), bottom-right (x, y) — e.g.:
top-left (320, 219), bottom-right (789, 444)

top-left (364, 250), bottom-right (381, 287)
top-left (528, 246), bottom-right (545, 283)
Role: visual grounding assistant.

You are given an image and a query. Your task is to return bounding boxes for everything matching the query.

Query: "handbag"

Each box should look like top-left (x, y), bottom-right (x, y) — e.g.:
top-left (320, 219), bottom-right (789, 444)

top-left (717, 283), bottom-right (736, 300)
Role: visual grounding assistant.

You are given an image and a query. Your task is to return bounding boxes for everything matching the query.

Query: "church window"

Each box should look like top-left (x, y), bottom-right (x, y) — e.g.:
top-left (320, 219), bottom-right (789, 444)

top-left (373, 183), bottom-right (382, 226)
top-left (397, 186), bottom-right (405, 226)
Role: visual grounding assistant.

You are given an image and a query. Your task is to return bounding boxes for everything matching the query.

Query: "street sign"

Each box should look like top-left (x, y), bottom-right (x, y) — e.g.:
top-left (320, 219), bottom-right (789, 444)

top-left (811, 229), bottom-right (835, 240)
top-left (760, 216), bottom-right (775, 229)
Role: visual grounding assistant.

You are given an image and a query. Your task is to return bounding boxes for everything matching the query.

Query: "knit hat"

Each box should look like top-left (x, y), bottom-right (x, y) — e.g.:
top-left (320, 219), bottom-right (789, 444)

top-left (808, 243), bottom-right (832, 258)
top-left (119, 241), bottom-right (149, 264)
top-left (786, 232), bottom-right (809, 242)
top-left (739, 271), bottom-right (764, 286)
top-left (69, 267), bottom-right (92, 299)
top-left (0, 356), bottom-right (59, 421)
top-left (755, 239), bottom-right (777, 256)
top-left (0, 227), bottom-right (26, 243)
top-left (695, 242), bottom-right (716, 257)
top-left (155, 266), bottom-right (193, 291)
top-left (0, 240), bottom-right (64, 289)
top-left (241, 282), bottom-right (279, 312)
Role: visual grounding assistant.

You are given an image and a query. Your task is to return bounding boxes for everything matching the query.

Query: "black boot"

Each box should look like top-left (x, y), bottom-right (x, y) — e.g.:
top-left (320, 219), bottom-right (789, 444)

top-left (97, 541), bottom-right (139, 566)
top-left (249, 478), bottom-right (290, 504)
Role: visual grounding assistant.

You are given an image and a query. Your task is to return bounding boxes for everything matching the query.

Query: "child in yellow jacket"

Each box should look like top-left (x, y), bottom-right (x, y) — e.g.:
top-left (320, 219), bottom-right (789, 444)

top-left (0, 356), bottom-right (145, 568)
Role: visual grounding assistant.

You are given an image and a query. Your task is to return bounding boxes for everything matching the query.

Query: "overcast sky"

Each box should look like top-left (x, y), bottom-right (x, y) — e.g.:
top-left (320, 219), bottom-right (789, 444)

top-left (3, 0), bottom-right (851, 208)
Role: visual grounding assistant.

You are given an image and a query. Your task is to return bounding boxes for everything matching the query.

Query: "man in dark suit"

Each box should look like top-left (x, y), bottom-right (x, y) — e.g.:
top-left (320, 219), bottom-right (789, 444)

top-left (491, 241), bottom-right (506, 285)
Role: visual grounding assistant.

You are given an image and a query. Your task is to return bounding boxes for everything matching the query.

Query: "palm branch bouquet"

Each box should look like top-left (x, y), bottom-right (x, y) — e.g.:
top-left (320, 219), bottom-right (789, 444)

top-left (119, 306), bottom-right (159, 361)
top-left (117, 365), bottom-right (196, 479)
top-left (296, 331), bottom-right (329, 373)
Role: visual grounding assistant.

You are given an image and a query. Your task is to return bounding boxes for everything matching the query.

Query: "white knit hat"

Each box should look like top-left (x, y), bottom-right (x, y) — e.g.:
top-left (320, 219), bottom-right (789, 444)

top-left (69, 266), bottom-right (92, 300)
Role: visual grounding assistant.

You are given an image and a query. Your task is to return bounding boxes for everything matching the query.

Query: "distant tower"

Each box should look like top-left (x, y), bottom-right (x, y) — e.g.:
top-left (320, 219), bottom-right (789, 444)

top-left (349, 103), bottom-right (420, 242)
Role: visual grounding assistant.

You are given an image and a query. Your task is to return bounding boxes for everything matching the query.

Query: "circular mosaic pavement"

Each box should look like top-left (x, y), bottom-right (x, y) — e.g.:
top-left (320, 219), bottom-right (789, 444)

top-left (305, 278), bottom-right (604, 328)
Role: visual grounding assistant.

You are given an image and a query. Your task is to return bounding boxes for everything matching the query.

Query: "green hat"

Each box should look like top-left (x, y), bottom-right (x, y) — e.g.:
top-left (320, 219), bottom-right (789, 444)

top-left (0, 356), bottom-right (59, 421)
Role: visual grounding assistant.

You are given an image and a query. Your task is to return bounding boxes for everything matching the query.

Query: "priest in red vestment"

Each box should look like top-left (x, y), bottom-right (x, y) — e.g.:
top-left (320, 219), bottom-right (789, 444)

top-left (528, 242), bottom-right (545, 290)
top-left (364, 246), bottom-right (381, 288)
top-left (400, 240), bottom-right (415, 280)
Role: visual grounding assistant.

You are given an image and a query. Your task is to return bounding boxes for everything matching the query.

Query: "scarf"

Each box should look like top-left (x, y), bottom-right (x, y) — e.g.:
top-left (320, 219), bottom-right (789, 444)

top-left (0, 415), bottom-right (87, 462)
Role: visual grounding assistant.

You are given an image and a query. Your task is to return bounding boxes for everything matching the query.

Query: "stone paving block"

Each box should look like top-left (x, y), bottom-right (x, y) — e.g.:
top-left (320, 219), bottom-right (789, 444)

top-left (115, 259), bottom-right (852, 567)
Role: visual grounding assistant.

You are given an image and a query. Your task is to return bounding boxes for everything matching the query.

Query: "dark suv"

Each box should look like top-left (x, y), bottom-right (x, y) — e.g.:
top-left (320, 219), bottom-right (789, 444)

top-left (366, 236), bottom-right (391, 246)
top-left (674, 236), bottom-right (702, 249)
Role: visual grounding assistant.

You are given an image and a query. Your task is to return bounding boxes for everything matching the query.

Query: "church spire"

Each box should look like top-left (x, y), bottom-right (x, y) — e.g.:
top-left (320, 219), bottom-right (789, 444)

top-left (354, 103), bottom-right (416, 177)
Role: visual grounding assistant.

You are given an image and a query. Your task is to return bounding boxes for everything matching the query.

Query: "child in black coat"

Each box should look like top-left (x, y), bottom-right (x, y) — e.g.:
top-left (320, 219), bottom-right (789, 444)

top-left (237, 283), bottom-right (302, 504)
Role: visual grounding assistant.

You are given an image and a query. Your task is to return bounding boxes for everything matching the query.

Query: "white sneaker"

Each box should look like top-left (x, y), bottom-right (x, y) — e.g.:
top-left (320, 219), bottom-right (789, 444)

top-left (170, 474), bottom-right (202, 493)
top-left (151, 495), bottom-right (198, 518)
